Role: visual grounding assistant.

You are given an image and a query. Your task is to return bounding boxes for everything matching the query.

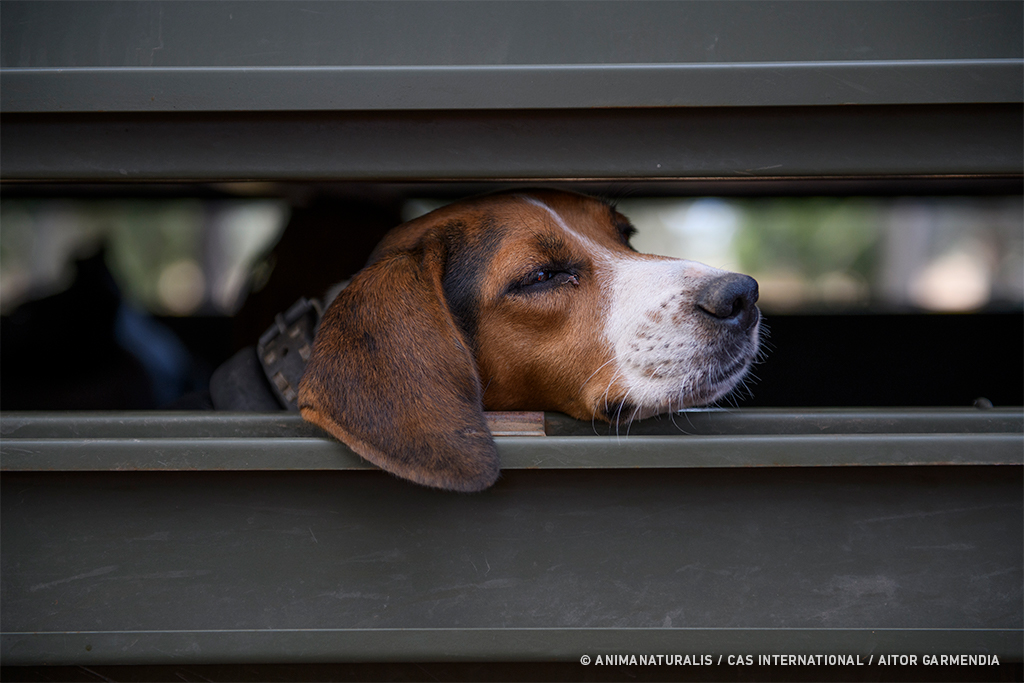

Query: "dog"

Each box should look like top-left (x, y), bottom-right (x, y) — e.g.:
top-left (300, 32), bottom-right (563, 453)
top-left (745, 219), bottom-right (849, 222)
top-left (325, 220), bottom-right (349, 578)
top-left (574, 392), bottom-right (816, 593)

top-left (299, 190), bottom-right (761, 492)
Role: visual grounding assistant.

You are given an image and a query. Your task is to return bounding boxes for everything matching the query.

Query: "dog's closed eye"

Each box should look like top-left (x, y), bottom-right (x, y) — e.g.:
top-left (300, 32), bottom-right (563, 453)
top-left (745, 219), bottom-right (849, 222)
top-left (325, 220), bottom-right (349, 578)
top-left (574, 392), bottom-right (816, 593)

top-left (510, 267), bottom-right (580, 294)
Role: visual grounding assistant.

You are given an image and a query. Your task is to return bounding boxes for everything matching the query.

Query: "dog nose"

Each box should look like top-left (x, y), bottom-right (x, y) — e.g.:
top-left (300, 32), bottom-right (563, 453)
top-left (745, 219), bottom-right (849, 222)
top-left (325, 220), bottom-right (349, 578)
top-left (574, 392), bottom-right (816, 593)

top-left (696, 273), bottom-right (760, 329)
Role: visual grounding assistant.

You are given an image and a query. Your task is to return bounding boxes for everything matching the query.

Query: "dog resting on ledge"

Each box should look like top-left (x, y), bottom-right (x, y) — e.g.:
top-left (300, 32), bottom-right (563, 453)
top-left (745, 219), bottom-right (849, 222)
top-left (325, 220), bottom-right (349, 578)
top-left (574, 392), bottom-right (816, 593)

top-left (299, 190), bottom-right (761, 492)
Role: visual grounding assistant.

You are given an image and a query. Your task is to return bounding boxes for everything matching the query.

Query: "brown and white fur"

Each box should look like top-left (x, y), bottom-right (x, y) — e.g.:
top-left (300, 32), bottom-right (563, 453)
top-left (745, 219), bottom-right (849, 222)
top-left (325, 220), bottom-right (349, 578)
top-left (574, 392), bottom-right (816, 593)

top-left (299, 190), bottom-right (761, 491)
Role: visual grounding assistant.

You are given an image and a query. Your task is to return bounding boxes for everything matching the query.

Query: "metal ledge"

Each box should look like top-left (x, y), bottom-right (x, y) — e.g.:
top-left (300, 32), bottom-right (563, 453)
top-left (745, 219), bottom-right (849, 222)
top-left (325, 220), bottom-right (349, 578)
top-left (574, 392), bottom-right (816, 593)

top-left (2, 409), bottom-right (1021, 471)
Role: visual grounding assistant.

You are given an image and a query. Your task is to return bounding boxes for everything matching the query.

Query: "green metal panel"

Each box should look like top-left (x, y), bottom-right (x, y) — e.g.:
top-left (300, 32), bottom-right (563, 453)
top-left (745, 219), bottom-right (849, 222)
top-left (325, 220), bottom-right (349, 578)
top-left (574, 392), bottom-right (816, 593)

top-left (1, 410), bottom-right (1022, 665)
top-left (2, 461), bottom-right (1021, 664)
top-left (2, 1), bottom-right (1020, 181)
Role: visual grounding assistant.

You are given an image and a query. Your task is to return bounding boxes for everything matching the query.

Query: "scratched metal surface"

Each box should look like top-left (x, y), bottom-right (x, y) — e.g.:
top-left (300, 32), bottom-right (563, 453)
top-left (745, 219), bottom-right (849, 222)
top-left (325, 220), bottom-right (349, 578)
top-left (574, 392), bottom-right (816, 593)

top-left (5, 1), bottom-right (1020, 69)
top-left (2, 465), bottom-right (1021, 664)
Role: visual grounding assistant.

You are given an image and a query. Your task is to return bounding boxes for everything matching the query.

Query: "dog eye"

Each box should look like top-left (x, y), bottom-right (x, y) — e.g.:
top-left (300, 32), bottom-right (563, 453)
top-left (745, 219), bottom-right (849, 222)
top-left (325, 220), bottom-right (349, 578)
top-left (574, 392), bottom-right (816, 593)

top-left (511, 268), bottom-right (579, 294)
top-left (530, 270), bottom-right (578, 287)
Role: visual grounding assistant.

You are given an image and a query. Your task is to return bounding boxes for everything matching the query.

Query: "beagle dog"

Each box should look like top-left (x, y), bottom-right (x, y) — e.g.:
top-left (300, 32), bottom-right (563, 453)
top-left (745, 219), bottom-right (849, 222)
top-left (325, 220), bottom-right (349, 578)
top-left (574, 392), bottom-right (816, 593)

top-left (299, 190), bottom-right (761, 492)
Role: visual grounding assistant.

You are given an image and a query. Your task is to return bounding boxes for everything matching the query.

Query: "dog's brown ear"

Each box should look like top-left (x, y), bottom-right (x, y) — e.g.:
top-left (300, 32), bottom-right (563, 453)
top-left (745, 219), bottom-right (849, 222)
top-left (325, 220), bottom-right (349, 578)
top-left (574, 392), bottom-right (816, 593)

top-left (298, 235), bottom-right (499, 492)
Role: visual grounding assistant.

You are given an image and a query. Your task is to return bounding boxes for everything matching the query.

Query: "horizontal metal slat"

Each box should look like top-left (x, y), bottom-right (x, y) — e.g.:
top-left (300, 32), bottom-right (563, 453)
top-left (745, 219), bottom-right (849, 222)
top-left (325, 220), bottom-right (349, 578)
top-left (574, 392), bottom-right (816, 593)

top-left (2, 628), bottom-right (1021, 666)
top-left (4, 408), bottom-right (1020, 438)
top-left (4, 105), bottom-right (1020, 182)
top-left (4, 60), bottom-right (1021, 113)
top-left (2, 410), bottom-right (1021, 471)
top-left (2, 434), bottom-right (1021, 471)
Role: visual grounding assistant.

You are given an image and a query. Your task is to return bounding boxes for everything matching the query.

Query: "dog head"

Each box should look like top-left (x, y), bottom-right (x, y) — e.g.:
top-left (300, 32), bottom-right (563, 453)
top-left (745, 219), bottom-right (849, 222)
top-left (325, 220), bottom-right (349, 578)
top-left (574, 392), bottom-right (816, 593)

top-left (298, 190), bottom-right (761, 491)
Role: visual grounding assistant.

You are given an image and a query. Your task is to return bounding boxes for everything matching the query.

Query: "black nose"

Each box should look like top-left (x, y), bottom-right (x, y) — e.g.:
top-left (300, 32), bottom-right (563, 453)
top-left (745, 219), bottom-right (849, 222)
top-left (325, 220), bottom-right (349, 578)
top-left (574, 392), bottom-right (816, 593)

top-left (696, 273), bottom-right (759, 329)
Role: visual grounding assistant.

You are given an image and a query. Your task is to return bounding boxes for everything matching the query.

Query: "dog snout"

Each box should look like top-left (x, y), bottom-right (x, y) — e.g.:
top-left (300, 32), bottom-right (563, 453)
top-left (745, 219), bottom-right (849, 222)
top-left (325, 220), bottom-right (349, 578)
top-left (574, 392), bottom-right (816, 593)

top-left (696, 273), bottom-right (760, 330)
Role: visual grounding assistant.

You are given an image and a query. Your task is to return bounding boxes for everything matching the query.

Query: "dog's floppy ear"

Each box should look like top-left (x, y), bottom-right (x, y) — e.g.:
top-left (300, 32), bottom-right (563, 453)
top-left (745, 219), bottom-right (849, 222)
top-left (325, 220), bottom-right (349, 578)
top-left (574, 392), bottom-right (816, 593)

top-left (298, 233), bottom-right (499, 492)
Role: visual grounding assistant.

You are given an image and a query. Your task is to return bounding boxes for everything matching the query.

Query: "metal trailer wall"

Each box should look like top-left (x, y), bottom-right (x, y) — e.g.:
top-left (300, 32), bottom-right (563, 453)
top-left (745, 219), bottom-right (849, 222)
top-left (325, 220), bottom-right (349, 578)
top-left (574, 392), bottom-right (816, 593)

top-left (1, 0), bottom-right (1022, 673)
top-left (2, 410), bottom-right (1022, 665)
top-left (1, 1), bottom-right (1022, 182)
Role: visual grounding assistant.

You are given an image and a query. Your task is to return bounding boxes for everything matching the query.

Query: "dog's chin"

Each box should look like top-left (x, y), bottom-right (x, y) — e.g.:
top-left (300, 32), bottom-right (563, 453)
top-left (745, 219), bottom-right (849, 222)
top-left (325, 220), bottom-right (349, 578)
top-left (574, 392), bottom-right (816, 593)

top-left (685, 359), bottom-right (755, 408)
top-left (600, 354), bottom-right (755, 423)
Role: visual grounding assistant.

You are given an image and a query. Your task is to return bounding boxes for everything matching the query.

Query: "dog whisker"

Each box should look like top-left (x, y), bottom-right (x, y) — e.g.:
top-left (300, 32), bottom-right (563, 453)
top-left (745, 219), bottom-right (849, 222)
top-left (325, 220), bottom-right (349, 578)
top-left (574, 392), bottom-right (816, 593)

top-left (625, 402), bottom-right (644, 436)
top-left (580, 356), bottom-right (617, 393)
top-left (601, 366), bottom-right (625, 420)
